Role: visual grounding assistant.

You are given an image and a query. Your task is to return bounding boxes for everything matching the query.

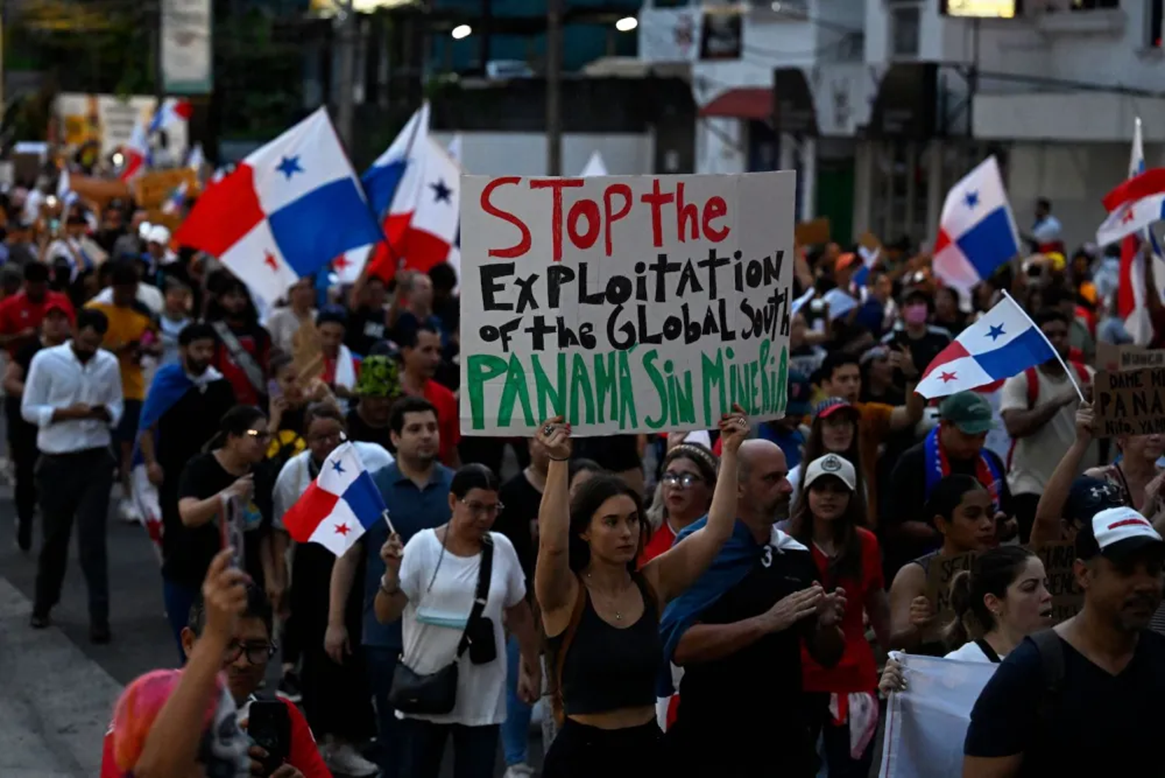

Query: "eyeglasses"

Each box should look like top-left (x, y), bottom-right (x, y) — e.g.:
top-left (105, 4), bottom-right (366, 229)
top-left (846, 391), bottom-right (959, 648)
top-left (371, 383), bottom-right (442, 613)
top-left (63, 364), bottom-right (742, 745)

top-left (662, 472), bottom-right (702, 489)
top-left (461, 499), bottom-right (503, 517)
top-left (246, 429), bottom-right (272, 441)
top-left (223, 640), bottom-right (276, 665)
top-left (308, 430), bottom-right (344, 444)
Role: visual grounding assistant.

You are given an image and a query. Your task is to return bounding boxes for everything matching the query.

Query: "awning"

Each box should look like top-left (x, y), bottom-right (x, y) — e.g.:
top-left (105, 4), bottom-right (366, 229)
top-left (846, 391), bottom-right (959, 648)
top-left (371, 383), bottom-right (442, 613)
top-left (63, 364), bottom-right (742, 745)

top-left (698, 87), bottom-right (773, 121)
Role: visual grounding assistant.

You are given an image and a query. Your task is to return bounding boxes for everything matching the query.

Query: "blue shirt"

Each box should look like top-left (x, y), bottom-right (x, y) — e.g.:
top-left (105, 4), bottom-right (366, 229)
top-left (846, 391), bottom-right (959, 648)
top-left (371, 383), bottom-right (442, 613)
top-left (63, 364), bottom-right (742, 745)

top-left (362, 462), bottom-right (454, 649)
top-left (757, 424), bottom-right (805, 471)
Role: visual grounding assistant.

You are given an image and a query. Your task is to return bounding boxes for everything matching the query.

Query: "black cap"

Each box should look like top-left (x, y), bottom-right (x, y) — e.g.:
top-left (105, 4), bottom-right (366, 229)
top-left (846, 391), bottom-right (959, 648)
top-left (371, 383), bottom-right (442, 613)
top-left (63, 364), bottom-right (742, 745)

top-left (1064, 476), bottom-right (1124, 527)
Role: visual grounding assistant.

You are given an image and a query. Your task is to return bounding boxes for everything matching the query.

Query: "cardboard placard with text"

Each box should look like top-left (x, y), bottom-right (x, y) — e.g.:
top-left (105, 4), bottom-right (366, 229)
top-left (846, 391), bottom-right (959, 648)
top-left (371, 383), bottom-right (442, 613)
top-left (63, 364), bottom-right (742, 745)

top-left (1033, 541), bottom-right (1083, 624)
top-left (795, 217), bottom-right (830, 247)
top-left (922, 551), bottom-right (977, 644)
top-left (1094, 368), bottom-right (1165, 437)
top-left (134, 168), bottom-right (198, 210)
top-left (1095, 342), bottom-right (1165, 373)
top-left (458, 172), bottom-right (796, 436)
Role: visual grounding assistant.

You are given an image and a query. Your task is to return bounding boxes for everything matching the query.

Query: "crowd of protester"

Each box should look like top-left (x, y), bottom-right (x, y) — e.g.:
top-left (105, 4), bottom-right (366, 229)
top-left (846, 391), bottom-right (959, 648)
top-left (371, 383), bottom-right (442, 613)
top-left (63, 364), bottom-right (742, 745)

top-left (2, 182), bottom-right (1164, 778)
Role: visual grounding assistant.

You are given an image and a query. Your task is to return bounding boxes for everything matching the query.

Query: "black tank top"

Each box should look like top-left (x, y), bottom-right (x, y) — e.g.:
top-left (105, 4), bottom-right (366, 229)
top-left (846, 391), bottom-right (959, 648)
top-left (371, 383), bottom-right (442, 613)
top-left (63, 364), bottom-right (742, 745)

top-left (910, 551), bottom-right (949, 657)
top-left (549, 576), bottom-right (661, 716)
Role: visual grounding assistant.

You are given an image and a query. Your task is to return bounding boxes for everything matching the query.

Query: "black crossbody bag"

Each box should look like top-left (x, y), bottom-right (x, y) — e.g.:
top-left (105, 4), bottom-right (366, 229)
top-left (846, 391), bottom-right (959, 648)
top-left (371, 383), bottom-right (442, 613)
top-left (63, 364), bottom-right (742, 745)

top-left (389, 534), bottom-right (495, 715)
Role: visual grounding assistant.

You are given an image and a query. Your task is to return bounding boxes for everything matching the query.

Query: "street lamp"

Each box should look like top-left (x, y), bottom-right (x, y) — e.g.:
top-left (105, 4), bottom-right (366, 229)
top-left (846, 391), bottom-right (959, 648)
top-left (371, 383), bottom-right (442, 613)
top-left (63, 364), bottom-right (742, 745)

top-left (615, 16), bottom-right (638, 32)
top-left (451, 24), bottom-right (472, 39)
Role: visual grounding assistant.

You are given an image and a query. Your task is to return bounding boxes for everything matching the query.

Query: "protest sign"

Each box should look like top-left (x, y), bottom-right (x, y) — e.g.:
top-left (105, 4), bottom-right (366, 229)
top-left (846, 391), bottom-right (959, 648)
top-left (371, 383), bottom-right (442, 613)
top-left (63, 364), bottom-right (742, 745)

top-left (1093, 368), bottom-right (1165, 437)
top-left (135, 168), bottom-right (198, 210)
top-left (879, 653), bottom-right (998, 778)
top-left (795, 217), bottom-right (830, 246)
top-left (922, 551), bottom-right (976, 644)
top-left (1096, 342), bottom-right (1165, 373)
top-left (1033, 541), bottom-right (1083, 624)
top-left (459, 172), bottom-right (795, 436)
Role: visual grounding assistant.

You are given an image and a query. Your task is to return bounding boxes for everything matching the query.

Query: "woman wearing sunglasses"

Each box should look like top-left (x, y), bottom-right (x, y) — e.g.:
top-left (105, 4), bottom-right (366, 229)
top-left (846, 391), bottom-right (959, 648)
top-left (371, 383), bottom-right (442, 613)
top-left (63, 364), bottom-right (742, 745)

top-left (169, 405), bottom-right (275, 661)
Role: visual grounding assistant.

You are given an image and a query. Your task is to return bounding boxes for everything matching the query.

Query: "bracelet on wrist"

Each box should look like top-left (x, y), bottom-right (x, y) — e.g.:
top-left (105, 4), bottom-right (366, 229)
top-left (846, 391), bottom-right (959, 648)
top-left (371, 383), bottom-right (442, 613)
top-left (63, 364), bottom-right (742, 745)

top-left (379, 574), bottom-right (400, 596)
top-left (549, 455), bottom-right (570, 462)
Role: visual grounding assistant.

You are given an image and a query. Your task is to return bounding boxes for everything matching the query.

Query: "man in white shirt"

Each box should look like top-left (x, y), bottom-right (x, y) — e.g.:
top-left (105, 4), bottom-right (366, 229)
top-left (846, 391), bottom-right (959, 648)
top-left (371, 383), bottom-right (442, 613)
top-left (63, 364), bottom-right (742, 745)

top-left (21, 307), bottom-right (124, 643)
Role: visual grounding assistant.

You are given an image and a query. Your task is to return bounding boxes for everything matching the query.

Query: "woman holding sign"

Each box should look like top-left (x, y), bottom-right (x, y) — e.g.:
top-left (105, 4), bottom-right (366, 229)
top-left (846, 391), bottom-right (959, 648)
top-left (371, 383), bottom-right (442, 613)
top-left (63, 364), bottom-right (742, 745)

top-left (887, 474), bottom-right (996, 655)
top-left (535, 407), bottom-right (749, 778)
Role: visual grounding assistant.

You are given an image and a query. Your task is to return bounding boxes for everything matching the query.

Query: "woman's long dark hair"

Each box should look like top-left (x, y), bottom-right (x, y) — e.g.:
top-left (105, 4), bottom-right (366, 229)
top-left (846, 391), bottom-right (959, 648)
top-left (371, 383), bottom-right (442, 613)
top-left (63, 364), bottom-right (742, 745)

top-left (568, 474), bottom-right (646, 573)
top-left (945, 545), bottom-right (1036, 649)
top-left (801, 409), bottom-right (866, 520)
top-left (204, 405), bottom-right (266, 452)
top-left (789, 475), bottom-right (865, 582)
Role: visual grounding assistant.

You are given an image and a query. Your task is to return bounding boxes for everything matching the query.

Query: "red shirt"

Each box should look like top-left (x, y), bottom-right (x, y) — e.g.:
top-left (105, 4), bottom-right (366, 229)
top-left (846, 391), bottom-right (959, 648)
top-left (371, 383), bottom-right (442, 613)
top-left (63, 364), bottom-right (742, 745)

top-left (0, 290), bottom-right (74, 354)
top-left (99, 697), bottom-right (332, 778)
top-left (638, 520), bottom-right (677, 567)
top-left (422, 379), bottom-right (460, 465)
top-left (800, 527), bottom-right (884, 694)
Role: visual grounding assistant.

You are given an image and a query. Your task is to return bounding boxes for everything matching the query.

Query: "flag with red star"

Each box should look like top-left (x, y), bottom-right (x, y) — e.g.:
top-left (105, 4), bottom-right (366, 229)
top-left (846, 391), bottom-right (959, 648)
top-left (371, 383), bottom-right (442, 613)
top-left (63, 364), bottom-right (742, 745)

top-left (916, 293), bottom-right (1059, 399)
top-left (281, 441), bottom-right (388, 557)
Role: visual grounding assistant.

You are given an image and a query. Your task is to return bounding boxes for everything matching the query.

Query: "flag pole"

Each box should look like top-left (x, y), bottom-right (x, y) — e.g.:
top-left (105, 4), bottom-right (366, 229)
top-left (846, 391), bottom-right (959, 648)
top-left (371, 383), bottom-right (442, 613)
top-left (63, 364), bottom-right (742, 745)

top-left (1001, 291), bottom-right (1086, 402)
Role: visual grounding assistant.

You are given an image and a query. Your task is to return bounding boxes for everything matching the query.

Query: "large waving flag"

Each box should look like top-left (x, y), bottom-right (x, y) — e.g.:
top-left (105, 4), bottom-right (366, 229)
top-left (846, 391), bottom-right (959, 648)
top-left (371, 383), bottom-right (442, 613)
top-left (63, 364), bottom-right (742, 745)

top-left (932, 157), bottom-right (1020, 297)
top-left (368, 135), bottom-right (461, 278)
top-left (281, 441), bottom-right (389, 556)
top-left (916, 293), bottom-right (1060, 399)
top-left (1116, 119), bottom-right (1165, 345)
top-left (336, 104), bottom-right (430, 284)
top-left (1097, 167), bottom-right (1165, 247)
top-left (176, 108), bottom-right (383, 305)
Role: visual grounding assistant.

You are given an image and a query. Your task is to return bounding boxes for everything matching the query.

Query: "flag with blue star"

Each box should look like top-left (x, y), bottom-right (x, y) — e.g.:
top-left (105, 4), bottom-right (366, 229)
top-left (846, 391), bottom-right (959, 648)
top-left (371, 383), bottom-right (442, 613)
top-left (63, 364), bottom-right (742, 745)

top-left (280, 441), bottom-right (389, 557)
top-left (932, 157), bottom-right (1020, 299)
top-left (916, 293), bottom-right (1061, 399)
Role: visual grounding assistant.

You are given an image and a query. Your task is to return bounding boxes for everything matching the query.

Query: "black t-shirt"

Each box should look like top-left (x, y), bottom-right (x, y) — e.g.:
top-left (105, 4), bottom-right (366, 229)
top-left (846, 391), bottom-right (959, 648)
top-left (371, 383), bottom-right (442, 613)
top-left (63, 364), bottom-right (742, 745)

top-left (496, 472), bottom-right (542, 583)
top-left (882, 438), bottom-right (1011, 578)
top-left (965, 631), bottom-right (1165, 776)
top-left (345, 306), bottom-right (387, 356)
top-left (6, 339), bottom-right (42, 426)
top-left (346, 408), bottom-right (394, 452)
top-left (884, 327), bottom-right (951, 388)
top-left (169, 452), bottom-right (271, 588)
top-left (669, 542), bottom-right (818, 768)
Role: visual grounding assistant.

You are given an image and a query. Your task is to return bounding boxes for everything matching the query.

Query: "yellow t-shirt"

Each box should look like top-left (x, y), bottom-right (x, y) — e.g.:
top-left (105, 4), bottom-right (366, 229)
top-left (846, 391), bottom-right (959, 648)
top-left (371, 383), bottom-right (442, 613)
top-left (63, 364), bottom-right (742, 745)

top-left (85, 300), bottom-right (156, 401)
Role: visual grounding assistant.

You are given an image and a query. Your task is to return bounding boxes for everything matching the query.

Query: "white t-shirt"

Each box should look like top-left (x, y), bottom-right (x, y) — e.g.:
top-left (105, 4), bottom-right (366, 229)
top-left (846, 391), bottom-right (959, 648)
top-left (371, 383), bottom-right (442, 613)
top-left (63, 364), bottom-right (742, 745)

top-left (398, 529), bottom-right (526, 726)
top-left (1000, 366), bottom-right (1096, 496)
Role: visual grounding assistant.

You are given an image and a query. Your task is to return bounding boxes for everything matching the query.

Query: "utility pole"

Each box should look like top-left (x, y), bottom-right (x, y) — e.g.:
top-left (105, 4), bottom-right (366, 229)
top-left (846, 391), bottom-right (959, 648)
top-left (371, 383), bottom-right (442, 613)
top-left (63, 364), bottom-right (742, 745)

top-left (545, 0), bottom-right (563, 176)
top-left (335, 0), bottom-right (357, 149)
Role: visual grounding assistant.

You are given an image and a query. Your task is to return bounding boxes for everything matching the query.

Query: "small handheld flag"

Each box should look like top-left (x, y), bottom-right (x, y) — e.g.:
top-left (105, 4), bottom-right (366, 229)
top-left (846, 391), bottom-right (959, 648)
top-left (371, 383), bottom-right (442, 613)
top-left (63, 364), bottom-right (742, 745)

top-left (916, 292), bottom-right (1083, 401)
top-left (281, 441), bottom-right (389, 557)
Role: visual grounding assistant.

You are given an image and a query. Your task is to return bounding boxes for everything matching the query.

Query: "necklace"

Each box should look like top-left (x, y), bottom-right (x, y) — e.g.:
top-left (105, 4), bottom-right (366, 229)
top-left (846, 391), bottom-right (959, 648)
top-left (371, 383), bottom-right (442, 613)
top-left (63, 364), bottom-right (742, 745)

top-left (586, 572), bottom-right (624, 621)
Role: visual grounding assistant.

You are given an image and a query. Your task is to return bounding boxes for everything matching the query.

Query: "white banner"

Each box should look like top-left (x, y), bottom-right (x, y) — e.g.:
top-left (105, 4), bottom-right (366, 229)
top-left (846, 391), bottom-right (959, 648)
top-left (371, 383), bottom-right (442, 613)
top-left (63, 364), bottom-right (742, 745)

top-left (458, 172), bottom-right (796, 436)
top-left (162, 0), bottom-right (213, 94)
top-left (637, 8), bottom-right (702, 63)
top-left (879, 654), bottom-right (998, 778)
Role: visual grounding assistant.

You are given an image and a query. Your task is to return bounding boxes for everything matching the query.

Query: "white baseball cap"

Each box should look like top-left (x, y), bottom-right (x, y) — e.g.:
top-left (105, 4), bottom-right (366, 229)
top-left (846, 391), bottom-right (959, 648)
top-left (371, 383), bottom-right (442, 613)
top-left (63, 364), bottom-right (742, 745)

top-left (802, 454), bottom-right (856, 492)
top-left (1082, 506), bottom-right (1164, 560)
top-left (146, 224), bottom-right (171, 245)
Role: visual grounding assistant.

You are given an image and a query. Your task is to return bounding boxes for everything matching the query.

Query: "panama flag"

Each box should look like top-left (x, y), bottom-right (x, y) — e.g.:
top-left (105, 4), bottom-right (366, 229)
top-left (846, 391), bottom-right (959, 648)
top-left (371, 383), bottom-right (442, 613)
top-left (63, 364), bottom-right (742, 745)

top-left (281, 441), bottom-right (389, 557)
top-left (335, 103), bottom-right (430, 284)
top-left (119, 117), bottom-right (151, 182)
top-left (367, 135), bottom-right (461, 279)
top-left (932, 157), bottom-right (1021, 297)
top-left (175, 108), bottom-right (383, 306)
top-left (916, 293), bottom-right (1058, 399)
top-left (150, 97), bottom-right (193, 134)
top-left (1106, 118), bottom-right (1165, 344)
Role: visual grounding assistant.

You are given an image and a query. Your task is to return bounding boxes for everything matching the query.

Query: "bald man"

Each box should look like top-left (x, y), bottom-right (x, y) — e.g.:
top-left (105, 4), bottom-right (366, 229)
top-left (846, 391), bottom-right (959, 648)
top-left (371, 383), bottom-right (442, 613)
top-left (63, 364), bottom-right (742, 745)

top-left (660, 439), bottom-right (845, 777)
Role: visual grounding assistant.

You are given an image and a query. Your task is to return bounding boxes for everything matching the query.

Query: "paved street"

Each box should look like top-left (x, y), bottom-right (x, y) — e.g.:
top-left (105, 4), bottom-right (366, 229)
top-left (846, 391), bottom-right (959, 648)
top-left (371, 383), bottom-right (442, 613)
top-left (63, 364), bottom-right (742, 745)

top-left (0, 485), bottom-right (545, 778)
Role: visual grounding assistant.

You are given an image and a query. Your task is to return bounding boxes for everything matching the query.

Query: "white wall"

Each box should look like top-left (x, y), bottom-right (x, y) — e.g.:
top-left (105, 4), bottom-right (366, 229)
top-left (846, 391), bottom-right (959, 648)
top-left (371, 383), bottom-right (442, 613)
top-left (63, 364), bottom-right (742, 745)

top-left (1007, 141), bottom-right (1165, 250)
top-left (429, 131), bottom-right (655, 176)
top-left (975, 92), bottom-right (1165, 142)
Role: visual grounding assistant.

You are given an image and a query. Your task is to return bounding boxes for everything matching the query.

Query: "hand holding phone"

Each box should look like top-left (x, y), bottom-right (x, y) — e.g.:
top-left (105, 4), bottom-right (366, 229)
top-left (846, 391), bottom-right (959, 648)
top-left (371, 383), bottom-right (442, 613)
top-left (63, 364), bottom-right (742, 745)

top-left (244, 700), bottom-right (290, 777)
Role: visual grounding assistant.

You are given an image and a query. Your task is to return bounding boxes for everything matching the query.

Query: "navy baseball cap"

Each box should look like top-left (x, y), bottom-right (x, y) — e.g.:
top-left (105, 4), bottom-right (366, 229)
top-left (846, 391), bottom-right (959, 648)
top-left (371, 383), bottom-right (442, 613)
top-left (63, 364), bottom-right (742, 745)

top-left (1064, 476), bottom-right (1124, 527)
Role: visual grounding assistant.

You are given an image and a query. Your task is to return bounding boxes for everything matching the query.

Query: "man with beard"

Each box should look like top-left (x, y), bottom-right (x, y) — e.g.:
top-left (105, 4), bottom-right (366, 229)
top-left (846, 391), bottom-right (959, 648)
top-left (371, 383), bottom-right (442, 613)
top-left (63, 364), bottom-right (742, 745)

top-left (398, 323), bottom-right (460, 466)
top-left (964, 506), bottom-right (1165, 778)
top-left (137, 322), bottom-right (237, 657)
top-left (660, 439), bottom-right (846, 777)
top-left (326, 396), bottom-right (452, 778)
top-left (22, 308), bottom-right (122, 642)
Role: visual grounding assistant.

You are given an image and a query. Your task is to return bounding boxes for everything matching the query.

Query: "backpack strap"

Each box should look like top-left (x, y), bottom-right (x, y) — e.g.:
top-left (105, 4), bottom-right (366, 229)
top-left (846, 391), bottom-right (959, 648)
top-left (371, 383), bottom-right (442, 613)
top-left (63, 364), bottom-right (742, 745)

top-left (1070, 361), bottom-right (1091, 386)
top-left (550, 575), bottom-right (588, 727)
top-left (1030, 628), bottom-right (1065, 735)
top-left (1024, 366), bottom-right (1039, 408)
